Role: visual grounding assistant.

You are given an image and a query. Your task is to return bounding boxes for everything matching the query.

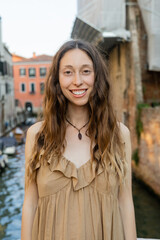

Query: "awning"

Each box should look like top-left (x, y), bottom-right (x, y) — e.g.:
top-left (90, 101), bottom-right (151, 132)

top-left (71, 17), bottom-right (102, 44)
top-left (71, 17), bottom-right (130, 51)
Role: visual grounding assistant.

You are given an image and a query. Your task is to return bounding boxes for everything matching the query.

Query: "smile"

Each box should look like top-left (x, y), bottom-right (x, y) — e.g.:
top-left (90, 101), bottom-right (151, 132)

top-left (70, 89), bottom-right (87, 97)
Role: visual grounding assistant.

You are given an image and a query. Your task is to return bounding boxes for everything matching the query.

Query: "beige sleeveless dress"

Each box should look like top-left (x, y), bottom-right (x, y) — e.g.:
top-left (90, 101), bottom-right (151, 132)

top-left (32, 151), bottom-right (125, 240)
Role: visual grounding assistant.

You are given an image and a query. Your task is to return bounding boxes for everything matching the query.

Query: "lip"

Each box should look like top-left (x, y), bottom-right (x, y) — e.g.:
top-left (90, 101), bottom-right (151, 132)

top-left (69, 89), bottom-right (88, 98)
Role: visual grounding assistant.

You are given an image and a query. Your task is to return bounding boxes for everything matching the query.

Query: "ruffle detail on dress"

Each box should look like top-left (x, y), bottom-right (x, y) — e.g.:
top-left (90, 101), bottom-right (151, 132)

top-left (33, 149), bottom-right (45, 170)
top-left (46, 151), bottom-right (104, 191)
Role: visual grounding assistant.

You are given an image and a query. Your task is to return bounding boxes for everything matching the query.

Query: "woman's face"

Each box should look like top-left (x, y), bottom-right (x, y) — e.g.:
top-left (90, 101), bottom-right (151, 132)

top-left (59, 49), bottom-right (95, 107)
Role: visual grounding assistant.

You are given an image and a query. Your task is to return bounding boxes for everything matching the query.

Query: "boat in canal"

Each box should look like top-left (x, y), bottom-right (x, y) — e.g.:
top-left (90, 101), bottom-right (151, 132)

top-left (0, 126), bottom-right (25, 157)
top-left (0, 151), bottom-right (8, 171)
top-left (0, 136), bottom-right (17, 156)
top-left (13, 127), bottom-right (25, 144)
top-left (3, 145), bottom-right (16, 155)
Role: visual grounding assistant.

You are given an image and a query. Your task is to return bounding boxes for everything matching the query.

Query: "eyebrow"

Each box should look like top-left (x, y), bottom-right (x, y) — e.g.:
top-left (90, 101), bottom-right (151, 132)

top-left (62, 64), bottom-right (93, 69)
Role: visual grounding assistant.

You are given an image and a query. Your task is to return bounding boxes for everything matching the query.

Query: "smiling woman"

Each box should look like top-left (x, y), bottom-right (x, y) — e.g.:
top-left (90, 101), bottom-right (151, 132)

top-left (21, 39), bottom-right (137, 240)
top-left (59, 49), bottom-right (95, 106)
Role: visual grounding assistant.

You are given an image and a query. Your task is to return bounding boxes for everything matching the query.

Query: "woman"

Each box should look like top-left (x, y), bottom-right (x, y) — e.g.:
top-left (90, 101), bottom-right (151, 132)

top-left (21, 39), bottom-right (137, 240)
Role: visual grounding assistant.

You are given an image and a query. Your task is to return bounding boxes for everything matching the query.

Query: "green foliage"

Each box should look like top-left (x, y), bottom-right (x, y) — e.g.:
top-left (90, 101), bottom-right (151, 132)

top-left (132, 148), bottom-right (139, 165)
top-left (151, 102), bottom-right (160, 107)
top-left (134, 102), bottom-right (159, 165)
top-left (137, 103), bottom-right (150, 110)
top-left (136, 103), bottom-right (150, 143)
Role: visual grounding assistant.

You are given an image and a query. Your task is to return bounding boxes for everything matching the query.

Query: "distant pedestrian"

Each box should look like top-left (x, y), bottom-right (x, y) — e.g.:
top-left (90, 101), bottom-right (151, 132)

top-left (21, 39), bottom-right (137, 240)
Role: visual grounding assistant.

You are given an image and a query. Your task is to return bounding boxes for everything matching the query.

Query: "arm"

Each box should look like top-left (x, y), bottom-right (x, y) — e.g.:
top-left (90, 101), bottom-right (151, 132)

top-left (21, 122), bottom-right (42, 240)
top-left (118, 123), bottom-right (137, 240)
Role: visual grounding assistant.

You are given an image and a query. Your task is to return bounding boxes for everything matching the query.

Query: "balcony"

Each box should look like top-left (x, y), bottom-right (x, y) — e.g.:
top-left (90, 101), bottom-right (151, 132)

top-left (29, 91), bottom-right (35, 94)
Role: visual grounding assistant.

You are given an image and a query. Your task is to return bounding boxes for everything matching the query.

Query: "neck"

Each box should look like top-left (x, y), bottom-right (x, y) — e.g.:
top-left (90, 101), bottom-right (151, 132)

top-left (66, 103), bottom-right (89, 128)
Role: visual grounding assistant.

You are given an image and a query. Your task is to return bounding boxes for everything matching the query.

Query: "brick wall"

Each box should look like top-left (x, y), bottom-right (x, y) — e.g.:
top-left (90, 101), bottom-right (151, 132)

top-left (132, 107), bottom-right (160, 196)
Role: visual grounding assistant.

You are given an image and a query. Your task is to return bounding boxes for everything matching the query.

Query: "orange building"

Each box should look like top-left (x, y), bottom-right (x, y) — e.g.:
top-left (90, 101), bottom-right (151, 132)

top-left (13, 53), bottom-right (53, 115)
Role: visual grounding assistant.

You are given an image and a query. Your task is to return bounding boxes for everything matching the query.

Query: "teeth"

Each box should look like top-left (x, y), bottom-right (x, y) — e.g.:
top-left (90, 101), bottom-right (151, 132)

top-left (71, 90), bottom-right (86, 95)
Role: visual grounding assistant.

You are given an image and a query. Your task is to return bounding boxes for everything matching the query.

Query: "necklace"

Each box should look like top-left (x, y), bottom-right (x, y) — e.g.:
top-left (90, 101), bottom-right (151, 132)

top-left (66, 118), bottom-right (89, 140)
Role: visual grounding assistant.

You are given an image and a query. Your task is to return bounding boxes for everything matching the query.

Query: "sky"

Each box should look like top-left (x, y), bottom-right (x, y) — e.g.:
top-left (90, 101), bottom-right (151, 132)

top-left (0, 0), bottom-right (77, 58)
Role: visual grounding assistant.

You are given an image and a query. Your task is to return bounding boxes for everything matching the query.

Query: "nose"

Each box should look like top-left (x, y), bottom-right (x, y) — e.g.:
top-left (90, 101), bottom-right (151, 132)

top-left (73, 72), bottom-right (83, 86)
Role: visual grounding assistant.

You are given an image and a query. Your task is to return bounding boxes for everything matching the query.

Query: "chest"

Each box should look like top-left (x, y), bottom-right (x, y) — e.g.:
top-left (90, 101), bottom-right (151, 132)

top-left (63, 129), bottom-right (92, 168)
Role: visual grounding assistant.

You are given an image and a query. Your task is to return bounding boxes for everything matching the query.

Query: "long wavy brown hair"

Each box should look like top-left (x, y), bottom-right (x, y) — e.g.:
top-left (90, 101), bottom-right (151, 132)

top-left (26, 39), bottom-right (127, 187)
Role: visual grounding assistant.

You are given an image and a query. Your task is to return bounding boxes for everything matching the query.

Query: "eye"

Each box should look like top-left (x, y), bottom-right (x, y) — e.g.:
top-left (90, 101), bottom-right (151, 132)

top-left (64, 70), bottom-right (72, 76)
top-left (82, 69), bottom-right (91, 75)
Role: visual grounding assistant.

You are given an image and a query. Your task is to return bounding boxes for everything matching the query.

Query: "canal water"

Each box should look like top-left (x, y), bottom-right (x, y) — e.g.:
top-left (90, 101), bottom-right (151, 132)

top-left (0, 143), bottom-right (160, 240)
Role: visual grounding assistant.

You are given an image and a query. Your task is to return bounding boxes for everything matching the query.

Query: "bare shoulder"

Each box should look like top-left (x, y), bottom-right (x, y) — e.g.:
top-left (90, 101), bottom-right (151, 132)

top-left (27, 121), bottom-right (44, 137)
top-left (118, 122), bottom-right (130, 142)
top-left (25, 121), bottom-right (44, 159)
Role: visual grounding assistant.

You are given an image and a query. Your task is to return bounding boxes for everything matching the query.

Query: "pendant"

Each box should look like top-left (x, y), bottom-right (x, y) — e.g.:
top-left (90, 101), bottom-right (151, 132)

top-left (78, 132), bottom-right (82, 140)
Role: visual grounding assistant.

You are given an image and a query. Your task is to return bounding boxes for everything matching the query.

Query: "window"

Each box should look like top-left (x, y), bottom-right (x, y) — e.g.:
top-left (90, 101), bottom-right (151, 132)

top-left (0, 61), bottom-right (3, 75)
top-left (21, 83), bottom-right (26, 92)
top-left (15, 99), bottom-right (19, 107)
top-left (25, 102), bottom-right (33, 112)
top-left (20, 68), bottom-right (26, 76)
top-left (5, 83), bottom-right (11, 94)
top-left (0, 62), bottom-right (13, 76)
top-left (40, 67), bottom-right (46, 77)
top-left (3, 61), bottom-right (7, 75)
top-left (29, 68), bottom-right (36, 77)
top-left (0, 61), bottom-right (7, 76)
top-left (40, 82), bottom-right (45, 94)
top-left (30, 83), bottom-right (35, 94)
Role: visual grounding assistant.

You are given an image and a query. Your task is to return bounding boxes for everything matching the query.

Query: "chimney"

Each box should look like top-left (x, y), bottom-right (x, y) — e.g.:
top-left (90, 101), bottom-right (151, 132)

top-left (33, 52), bottom-right (36, 58)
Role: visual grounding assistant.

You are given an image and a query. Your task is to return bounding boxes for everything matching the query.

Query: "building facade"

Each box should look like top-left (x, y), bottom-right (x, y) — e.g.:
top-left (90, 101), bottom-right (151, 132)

top-left (0, 17), bottom-right (15, 136)
top-left (13, 54), bottom-right (53, 118)
top-left (71, 0), bottom-right (160, 196)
